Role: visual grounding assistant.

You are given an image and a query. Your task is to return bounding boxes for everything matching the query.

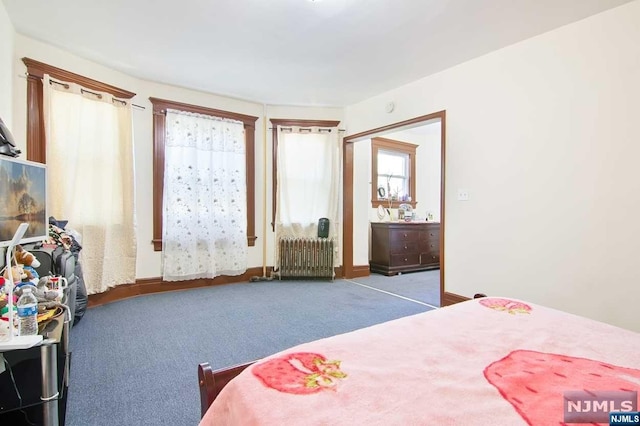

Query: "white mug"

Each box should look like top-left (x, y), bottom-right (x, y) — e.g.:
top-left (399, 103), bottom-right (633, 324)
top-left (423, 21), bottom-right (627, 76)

top-left (48, 276), bottom-right (68, 291)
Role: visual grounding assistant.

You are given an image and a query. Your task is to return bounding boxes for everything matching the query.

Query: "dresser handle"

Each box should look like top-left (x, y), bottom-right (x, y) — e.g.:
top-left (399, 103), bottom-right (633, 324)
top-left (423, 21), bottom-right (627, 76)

top-left (404, 233), bottom-right (408, 238)
top-left (432, 255), bottom-right (436, 259)
top-left (404, 258), bottom-right (408, 262)
top-left (404, 245), bottom-right (408, 250)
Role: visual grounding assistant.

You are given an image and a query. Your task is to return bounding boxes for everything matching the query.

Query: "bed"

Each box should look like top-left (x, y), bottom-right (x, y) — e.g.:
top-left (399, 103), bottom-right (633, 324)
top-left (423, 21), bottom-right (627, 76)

top-left (197, 298), bottom-right (640, 425)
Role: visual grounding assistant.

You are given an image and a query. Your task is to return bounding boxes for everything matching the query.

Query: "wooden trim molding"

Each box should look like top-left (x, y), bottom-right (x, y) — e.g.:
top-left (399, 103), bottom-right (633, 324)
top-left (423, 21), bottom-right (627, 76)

top-left (149, 97), bottom-right (258, 124)
top-left (343, 111), bottom-right (446, 291)
top-left (23, 58), bottom-right (136, 99)
top-left (342, 142), bottom-right (354, 278)
top-left (25, 72), bottom-right (45, 163)
top-left (346, 114), bottom-right (442, 142)
top-left (441, 292), bottom-right (470, 307)
top-left (440, 111), bottom-right (447, 305)
top-left (371, 137), bottom-right (417, 209)
top-left (351, 265), bottom-right (371, 278)
top-left (88, 267), bottom-right (271, 307)
top-left (269, 119), bottom-right (341, 231)
top-left (151, 106), bottom-right (166, 250)
top-left (333, 266), bottom-right (344, 279)
top-left (149, 97), bottom-right (259, 251)
top-left (22, 57), bottom-right (136, 163)
top-left (88, 265), bottom-right (349, 307)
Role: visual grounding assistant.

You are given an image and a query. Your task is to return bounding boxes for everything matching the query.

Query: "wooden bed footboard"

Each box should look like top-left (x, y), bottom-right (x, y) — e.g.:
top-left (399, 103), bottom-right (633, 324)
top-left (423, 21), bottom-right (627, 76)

top-left (198, 361), bottom-right (254, 418)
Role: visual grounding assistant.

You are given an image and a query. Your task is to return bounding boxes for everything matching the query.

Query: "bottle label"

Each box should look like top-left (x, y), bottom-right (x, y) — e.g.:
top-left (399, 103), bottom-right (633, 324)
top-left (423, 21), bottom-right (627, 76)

top-left (17, 304), bottom-right (38, 317)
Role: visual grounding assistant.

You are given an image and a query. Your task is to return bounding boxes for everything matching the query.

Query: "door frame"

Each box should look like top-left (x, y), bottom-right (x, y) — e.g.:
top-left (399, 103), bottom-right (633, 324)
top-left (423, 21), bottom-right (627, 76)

top-left (342, 110), bottom-right (446, 304)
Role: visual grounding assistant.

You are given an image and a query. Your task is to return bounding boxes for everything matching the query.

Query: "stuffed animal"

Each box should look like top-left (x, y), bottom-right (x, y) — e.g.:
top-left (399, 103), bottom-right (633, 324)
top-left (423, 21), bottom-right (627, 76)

top-left (13, 278), bottom-right (59, 304)
top-left (15, 245), bottom-right (41, 280)
top-left (0, 276), bottom-right (17, 306)
top-left (36, 277), bottom-right (60, 303)
top-left (3, 264), bottom-right (27, 284)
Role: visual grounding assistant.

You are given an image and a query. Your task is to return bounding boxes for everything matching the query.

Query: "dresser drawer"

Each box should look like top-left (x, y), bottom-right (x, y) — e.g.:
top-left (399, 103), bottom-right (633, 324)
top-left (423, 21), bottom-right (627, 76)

top-left (419, 239), bottom-right (438, 253)
top-left (420, 252), bottom-right (440, 266)
top-left (390, 229), bottom-right (419, 243)
top-left (390, 240), bottom-right (420, 254)
top-left (390, 253), bottom-right (420, 267)
top-left (419, 229), bottom-right (440, 242)
top-left (370, 222), bottom-right (440, 275)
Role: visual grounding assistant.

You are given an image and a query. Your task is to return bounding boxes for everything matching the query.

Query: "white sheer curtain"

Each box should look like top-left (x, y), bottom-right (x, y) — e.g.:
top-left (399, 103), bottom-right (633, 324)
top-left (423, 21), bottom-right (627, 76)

top-left (162, 109), bottom-right (247, 281)
top-left (275, 126), bottom-right (341, 265)
top-left (43, 75), bottom-right (137, 294)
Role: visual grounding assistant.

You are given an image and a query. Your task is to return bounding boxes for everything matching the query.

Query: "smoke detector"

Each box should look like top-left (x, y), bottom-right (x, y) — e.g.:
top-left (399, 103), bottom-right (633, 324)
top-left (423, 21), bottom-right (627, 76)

top-left (385, 102), bottom-right (395, 113)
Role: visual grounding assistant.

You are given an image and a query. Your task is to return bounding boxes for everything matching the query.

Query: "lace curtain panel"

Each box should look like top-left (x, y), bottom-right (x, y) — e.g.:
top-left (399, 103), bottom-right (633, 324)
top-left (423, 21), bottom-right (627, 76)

top-left (43, 75), bottom-right (137, 294)
top-left (162, 109), bottom-right (247, 281)
top-left (275, 126), bottom-right (342, 267)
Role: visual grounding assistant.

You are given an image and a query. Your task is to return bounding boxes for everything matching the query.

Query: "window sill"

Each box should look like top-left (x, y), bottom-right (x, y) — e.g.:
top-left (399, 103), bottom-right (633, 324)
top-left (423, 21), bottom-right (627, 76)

top-left (371, 200), bottom-right (417, 209)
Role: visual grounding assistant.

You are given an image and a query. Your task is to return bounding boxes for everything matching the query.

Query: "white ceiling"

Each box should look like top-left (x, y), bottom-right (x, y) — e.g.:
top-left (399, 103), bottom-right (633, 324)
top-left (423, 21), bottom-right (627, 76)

top-left (3, 0), bottom-right (633, 107)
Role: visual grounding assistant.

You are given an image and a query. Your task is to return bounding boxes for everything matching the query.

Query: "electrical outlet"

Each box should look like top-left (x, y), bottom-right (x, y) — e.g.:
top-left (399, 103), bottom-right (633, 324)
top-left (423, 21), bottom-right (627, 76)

top-left (457, 189), bottom-right (469, 201)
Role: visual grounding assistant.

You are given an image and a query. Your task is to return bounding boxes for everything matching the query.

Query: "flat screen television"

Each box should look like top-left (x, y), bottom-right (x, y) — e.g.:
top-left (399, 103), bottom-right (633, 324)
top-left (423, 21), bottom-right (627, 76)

top-left (0, 153), bottom-right (48, 248)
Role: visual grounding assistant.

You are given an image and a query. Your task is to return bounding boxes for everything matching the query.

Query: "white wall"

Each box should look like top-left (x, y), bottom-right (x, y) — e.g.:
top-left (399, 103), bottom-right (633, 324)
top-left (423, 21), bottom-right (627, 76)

top-left (6, 2), bottom-right (638, 331)
top-left (346, 1), bottom-right (640, 332)
top-left (0, 2), bottom-right (14, 126)
top-left (11, 34), bottom-right (343, 279)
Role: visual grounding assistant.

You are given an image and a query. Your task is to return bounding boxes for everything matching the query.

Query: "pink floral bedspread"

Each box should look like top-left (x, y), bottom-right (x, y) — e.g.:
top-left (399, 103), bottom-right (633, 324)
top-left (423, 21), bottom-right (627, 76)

top-left (200, 298), bottom-right (640, 426)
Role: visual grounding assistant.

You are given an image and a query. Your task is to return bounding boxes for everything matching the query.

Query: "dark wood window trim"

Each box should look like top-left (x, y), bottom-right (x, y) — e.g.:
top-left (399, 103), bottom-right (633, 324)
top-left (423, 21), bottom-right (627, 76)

top-left (269, 119), bottom-right (341, 231)
top-left (150, 97), bottom-right (258, 251)
top-left (22, 57), bottom-right (136, 164)
top-left (371, 137), bottom-right (417, 209)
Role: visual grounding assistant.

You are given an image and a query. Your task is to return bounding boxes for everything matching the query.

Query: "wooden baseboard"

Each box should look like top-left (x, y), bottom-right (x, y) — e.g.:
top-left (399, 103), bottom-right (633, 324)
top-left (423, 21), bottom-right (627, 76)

top-left (441, 291), bottom-right (470, 307)
top-left (87, 264), bottom-right (370, 307)
top-left (334, 266), bottom-right (344, 278)
top-left (351, 265), bottom-right (370, 278)
top-left (88, 267), bottom-right (270, 307)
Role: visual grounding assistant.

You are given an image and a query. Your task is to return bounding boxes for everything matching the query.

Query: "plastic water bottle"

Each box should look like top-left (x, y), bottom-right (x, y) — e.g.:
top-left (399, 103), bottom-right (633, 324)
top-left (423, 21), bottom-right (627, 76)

top-left (17, 287), bottom-right (38, 336)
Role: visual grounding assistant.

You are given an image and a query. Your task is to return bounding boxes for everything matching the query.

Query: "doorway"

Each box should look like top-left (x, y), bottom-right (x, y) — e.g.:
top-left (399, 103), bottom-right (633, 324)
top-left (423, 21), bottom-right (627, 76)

top-left (341, 111), bottom-right (446, 305)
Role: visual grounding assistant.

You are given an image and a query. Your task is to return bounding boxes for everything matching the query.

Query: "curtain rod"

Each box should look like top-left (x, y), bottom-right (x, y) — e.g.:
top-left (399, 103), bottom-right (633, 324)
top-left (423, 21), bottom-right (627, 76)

top-left (44, 76), bottom-right (146, 110)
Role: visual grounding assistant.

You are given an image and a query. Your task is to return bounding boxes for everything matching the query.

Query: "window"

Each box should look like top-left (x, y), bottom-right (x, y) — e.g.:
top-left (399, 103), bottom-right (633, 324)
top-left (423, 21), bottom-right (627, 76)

top-left (23, 57), bottom-right (136, 163)
top-left (378, 149), bottom-right (409, 200)
top-left (150, 98), bottom-right (258, 251)
top-left (275, 126), bottom-right (340, 231)
top-left (371, 137), bottom-right (417, 208)
top-left (270, 119), bottom-right (341, 230)
top-left (23, 58), bottom-right (138, 293)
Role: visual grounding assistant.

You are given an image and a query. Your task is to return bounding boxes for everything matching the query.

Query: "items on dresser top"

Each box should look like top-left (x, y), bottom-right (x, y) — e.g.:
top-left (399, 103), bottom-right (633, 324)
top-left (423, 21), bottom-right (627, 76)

top-left (22, 243), bottom-right (86, 327)
top-left (370, 221), bottom-right (440, 276)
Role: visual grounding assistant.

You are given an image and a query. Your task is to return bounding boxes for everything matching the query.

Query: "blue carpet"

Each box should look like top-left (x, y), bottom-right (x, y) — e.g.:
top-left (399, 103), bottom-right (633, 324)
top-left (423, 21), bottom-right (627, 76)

top-left (66, 279), bottom-right (433, 426)
top-left (348, 269), bottom-right (440, 307)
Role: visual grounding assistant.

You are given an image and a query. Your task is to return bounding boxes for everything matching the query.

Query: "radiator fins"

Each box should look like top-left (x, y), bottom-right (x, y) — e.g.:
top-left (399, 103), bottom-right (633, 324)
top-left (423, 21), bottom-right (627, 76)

top-left (278, 238), bottom-right (334, 280)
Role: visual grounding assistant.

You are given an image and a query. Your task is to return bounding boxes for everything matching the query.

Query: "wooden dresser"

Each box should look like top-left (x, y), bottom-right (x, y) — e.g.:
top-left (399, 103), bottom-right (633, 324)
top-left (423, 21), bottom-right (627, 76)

top-left (370, 222), bottom-right (440, 276)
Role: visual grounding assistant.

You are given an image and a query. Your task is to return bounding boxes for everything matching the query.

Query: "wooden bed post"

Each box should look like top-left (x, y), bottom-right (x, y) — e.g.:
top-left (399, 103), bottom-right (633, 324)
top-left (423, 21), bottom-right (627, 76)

top-left (198, 361), bottom-right (255, 418)
top-left (198, 363), bottom-right (216, 418)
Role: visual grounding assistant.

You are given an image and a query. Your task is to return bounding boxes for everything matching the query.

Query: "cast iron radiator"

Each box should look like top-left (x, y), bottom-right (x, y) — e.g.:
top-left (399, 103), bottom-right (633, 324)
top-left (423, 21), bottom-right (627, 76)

top-left (278, 238), bottom-right (334, 280)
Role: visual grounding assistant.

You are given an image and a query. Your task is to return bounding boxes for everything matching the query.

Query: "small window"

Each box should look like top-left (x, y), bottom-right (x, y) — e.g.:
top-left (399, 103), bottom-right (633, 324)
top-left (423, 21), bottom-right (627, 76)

top-left (270, 118), bottom-right (341, 230)
top-left (371, 137), bottom-right (417, 208)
